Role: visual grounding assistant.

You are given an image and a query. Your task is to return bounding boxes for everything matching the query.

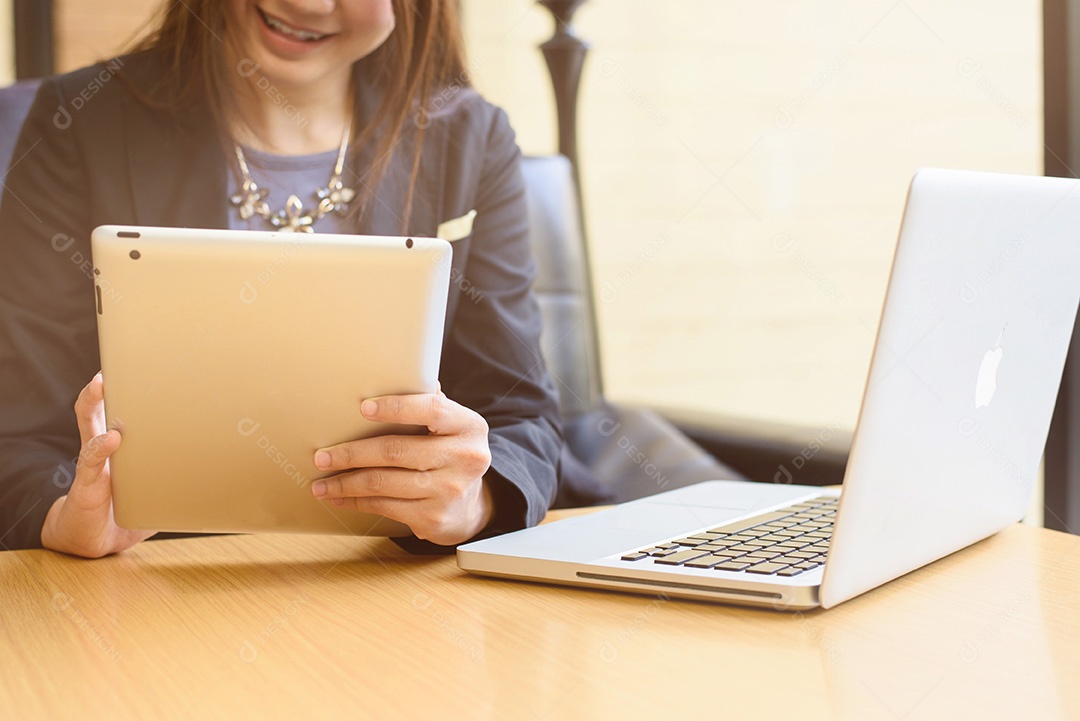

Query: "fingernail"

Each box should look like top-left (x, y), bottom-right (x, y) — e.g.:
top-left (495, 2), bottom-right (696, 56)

top-left (314, 450), bottom-right (330, 469)
top-left (312, 480), bottom-right (326, 497)
top-left (360, 399), bottom-right (378, 417)
top-left (331, 497), bottom-right (345, 507)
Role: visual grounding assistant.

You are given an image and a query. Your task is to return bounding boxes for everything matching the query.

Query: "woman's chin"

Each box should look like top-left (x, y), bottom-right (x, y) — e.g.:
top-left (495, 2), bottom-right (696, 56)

top-left (236, 53), bottom-right (336, 93)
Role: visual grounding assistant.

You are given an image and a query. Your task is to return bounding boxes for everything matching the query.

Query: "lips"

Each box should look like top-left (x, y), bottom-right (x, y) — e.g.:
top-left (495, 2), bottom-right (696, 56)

top-left (257, 7), bottom-right (336, 42)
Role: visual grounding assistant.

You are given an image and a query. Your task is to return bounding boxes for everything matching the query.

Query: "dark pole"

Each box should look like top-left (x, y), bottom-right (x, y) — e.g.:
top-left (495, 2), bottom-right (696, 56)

top-left (1043, 0), bottom-right (1080, 533)
top-left (537, 0), bottom-right (588, 174)
top-left (13, 0), bottom-right (54, 79)
top-left (536, 0), bottom-right (604, 396)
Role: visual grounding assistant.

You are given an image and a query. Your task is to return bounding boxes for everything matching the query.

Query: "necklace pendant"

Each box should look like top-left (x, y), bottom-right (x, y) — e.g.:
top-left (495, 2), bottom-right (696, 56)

top-left (230, 178), bottom-right (269, 220)
top-left (316, 176), bottom-right (357, 217)
top-left (271, 194), bottom-right (315, 233)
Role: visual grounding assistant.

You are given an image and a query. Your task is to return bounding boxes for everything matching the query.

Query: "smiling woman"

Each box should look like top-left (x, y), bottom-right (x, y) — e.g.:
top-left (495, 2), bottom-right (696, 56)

top-left (0, 0), bottom-right (571, 557)
top-left (126, 0), bottom-right (464, 217)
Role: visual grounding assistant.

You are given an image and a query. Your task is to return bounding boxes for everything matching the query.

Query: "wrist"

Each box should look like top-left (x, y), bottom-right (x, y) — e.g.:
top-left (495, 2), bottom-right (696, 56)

top-left (39, 495), bottom-right (67, 551)
top-left (475, 474), bottom-right (496, 534)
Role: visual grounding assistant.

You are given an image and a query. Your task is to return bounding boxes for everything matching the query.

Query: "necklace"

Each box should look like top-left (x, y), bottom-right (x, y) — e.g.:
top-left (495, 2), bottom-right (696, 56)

top-left (229, 127), bottom-right (356, 233)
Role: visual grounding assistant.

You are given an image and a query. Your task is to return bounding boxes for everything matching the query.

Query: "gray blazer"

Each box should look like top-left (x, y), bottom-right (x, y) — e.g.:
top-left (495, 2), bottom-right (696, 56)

top-left (0, 50), bottom-right (564, 552)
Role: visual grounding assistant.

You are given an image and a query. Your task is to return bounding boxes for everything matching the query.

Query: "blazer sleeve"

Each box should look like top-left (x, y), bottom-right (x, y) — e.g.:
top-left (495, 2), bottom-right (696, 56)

top-left (393, 107), bottom-right (564, 554)
top-left (0, 78), bottom-right (101, 550)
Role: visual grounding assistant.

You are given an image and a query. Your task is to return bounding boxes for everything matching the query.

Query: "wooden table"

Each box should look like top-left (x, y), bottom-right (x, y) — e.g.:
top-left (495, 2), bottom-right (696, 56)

top-left (1, 507), bottom-right (1078, 720)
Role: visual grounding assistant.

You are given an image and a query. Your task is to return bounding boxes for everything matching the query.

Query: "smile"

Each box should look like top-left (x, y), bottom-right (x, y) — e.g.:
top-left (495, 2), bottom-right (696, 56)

top-left (257, 8), bottom-right (334, 42)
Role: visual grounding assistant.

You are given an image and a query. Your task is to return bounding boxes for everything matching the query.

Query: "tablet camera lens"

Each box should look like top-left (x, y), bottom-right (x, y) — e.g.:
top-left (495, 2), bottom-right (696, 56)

top-left (129, 250), bottom-right (141, 260)
top-left (405, 238), bottom-right (414, 249)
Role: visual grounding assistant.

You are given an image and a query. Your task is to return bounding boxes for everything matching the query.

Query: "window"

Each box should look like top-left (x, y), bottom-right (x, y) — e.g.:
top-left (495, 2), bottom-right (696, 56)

top-left (464, 1), bottom-right (1042, 431)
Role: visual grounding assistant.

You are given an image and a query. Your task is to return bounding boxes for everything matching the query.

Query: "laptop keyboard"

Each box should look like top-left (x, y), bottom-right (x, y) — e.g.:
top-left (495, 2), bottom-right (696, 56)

top-left (619, 496), bottom-right (836, 577)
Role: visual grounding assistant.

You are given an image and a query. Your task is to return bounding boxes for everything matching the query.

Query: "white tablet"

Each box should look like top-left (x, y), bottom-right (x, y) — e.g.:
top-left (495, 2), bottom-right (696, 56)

top-left (90, 225), bottom-right (451, 536)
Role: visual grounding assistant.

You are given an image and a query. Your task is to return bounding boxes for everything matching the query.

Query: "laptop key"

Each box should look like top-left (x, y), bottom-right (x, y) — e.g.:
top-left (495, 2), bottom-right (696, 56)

top-left (696, 544), bottom-right (727, 553)
top-left (746, 550), bottom-right (784, 561)
top-left (714, 549), bottom-right (750, 558)
top-left (674, 538), bottom-right (710, 547)
top-left (647, 547), bottom-right (678, 557)
top-left (684, 556), bottom-right (727, 569)
top-left (707, 511), bottom-right (798, 535)
top-left (727, 544), bottom-right (760, 553)
top-left (795, 561), bottom-right (822, 570)
top-left (713, 561), bottom-right (754, 571)
top-left (745, 562), bottom-right (791, 575)
top-left (620, 552), bottom-right (648, 561)
top-left (654, 549), bottom-right (710, 565)
top-left (776, 567), bottom-right (805, 577)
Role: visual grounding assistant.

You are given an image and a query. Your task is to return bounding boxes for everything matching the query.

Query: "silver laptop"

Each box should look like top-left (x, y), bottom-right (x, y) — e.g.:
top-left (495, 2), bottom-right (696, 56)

top-left (458, 168), bottom-right (1080, 610)
top-left (92, 225), bottom-right (451, 536)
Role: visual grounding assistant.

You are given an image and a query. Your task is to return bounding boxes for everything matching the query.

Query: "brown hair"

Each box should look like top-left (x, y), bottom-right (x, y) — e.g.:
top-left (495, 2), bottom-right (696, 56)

top-left (126, 0), bottom-right (468, 228)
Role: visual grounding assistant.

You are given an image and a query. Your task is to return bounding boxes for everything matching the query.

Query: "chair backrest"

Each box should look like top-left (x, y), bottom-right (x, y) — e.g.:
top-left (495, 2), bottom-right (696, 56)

top-left (0, 79), bottom-right (41, 177)
top-left (520, 155), bottom-right (603, 418)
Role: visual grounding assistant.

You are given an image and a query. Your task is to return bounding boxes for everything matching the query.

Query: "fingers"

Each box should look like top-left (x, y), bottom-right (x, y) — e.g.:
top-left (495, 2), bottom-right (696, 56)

top-left (359, 393), bottom-right (485, 437)
top-left (42, 408), bottom-right (148, 558)
top-left (67, 429), bottom-right (121, 513)
top-left (316, 433), bottom-right (472, 473)
top-left (312, 391), bottom-right (494, 546)
top-left (74, 372), bottom-right (107, 447)
top-left (312, 467), bottom-right (433, 502)
top-left (330, 494), bottom-right (418, 528)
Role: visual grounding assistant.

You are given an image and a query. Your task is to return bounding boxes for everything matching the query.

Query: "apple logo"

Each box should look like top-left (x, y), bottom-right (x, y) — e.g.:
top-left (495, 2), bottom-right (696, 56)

top-left (975, 326), bottom-right (1007, 409)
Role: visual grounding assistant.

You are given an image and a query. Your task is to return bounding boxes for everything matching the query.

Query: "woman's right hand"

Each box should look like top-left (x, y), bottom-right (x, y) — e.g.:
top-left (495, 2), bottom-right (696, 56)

top-left (40, 372), bottom-right (156, 558)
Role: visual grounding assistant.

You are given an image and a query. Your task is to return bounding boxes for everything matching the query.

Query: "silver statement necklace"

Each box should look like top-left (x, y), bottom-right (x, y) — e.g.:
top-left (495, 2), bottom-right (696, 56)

top-left (229, 127), bottom-right (356, 233)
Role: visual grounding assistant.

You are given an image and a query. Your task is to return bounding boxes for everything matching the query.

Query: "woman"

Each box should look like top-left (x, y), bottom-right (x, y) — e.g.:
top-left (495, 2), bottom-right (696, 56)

top-left (0, 0), bottom-right (564, 556)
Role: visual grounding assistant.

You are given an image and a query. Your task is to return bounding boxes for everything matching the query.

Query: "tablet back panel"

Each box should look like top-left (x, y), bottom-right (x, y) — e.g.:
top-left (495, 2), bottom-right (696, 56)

top-left (91, 225), bottom-right (451, 536)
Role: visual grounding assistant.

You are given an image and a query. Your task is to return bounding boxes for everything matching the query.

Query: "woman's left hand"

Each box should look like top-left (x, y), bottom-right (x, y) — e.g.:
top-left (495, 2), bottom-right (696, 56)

top-left (311, 392), bottom-right (495, 545)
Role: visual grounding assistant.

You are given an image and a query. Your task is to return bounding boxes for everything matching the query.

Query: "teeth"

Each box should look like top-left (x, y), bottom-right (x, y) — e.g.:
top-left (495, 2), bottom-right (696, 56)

top-left (262, 11), bottom-right (328, 41)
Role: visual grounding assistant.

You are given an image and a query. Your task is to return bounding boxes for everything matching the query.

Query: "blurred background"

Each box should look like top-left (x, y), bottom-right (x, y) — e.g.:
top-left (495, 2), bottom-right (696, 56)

top-left (0, 2), bottom-right (1050, 518)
